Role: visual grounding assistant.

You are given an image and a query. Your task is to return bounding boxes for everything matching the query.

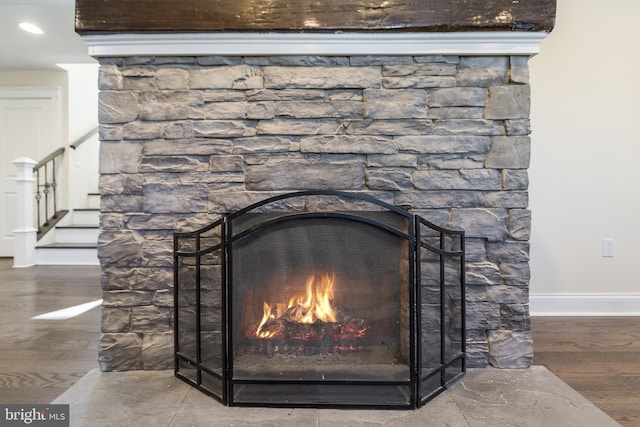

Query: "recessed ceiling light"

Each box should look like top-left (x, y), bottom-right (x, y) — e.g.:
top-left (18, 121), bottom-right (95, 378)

top-left (19, 22), bottom-right (44, 35)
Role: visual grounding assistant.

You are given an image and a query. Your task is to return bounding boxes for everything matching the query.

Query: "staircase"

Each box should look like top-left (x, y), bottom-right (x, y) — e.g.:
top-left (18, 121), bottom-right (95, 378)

top-left (35, 193), bottom-right (100, 265)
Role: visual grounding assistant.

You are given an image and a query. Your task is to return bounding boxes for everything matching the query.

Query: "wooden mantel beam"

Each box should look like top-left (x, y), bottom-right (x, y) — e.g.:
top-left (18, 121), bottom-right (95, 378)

top-left (75, 0), bottom-right (556, 34)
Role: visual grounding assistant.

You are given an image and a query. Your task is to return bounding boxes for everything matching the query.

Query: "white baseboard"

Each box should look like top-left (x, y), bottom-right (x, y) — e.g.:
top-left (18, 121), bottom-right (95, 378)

top-left (530, 293), bottom-right (640, 316)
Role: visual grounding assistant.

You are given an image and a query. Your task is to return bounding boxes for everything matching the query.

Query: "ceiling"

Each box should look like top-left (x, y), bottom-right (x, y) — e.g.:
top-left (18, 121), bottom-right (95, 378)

top-left (0, 0), bottom-right (95, 71)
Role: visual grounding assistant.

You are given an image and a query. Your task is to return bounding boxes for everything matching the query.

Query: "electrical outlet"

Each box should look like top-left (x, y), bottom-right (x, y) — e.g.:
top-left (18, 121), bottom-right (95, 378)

top-left (602, 239), bottom-right (615, 257)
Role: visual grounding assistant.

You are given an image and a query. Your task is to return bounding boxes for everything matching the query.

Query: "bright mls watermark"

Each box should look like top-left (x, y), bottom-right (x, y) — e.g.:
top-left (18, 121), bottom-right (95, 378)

top-left (0, 405), bottom-right (69, 426)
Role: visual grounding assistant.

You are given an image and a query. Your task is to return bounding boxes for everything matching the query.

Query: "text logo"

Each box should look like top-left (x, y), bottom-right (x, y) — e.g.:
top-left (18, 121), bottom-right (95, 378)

top-left (0, 405), bottom-right (69, 426)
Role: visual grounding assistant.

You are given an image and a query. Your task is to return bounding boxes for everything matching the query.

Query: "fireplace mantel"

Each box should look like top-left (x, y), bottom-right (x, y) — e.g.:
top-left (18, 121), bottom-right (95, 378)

top-left (75, 0), bottom-right (556, 34)
top-left (83, 32), bottom-right (549, 58)
top-left (76, 0), bottom-right (555, 57)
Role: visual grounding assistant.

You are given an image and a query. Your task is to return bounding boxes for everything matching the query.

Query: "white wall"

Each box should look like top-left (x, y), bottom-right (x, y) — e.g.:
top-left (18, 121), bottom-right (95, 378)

top-left (58, 63), bottom-right (99, 142)
top-left (529, 0), bottom-right (640, 314)
top-left (58, 64), bottom-right (99, 211)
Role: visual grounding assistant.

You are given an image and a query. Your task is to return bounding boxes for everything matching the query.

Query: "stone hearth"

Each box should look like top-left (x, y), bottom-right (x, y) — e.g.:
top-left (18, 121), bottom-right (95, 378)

top-left (53, 366), bottom-right (620, 426)
top-left (97, 53), bottom-right (533, 372)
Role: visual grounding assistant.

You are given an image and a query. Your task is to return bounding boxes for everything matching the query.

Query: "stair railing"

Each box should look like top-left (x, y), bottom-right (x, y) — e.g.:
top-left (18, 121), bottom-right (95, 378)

top-left (70, 126), bottom-right (98, 150)
top-left (13, 127), bottom-right (98, 267)
top-left (12, 147), bottom-right (69, 268)
top-left (33, 147), bottom-right (68, 239)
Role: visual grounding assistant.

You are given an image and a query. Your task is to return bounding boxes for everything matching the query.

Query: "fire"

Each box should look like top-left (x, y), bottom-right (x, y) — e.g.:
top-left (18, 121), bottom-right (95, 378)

top-left (256, 272), bottom-right (338, 338)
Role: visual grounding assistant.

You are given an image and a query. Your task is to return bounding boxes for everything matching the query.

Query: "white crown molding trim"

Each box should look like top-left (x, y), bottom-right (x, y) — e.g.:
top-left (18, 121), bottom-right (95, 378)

top-left (530, 293), bottom-right (640, 316)
top-left (82, 32), bottom-right (549, 57)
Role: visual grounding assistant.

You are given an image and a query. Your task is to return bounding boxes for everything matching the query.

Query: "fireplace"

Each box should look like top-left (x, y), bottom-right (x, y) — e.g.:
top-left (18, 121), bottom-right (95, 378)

top-left (80, 0), bottom-right (554, 392)
top-left (174, 191), bottom-right (464, 408)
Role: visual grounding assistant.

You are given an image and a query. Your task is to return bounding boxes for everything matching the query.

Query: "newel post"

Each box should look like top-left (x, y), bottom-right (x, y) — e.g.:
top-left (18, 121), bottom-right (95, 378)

top-left (12, 157), bottom-right (38, 268)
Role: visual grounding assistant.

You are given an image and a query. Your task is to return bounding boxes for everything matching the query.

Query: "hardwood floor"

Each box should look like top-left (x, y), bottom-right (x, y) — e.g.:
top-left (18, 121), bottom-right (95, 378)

top-left (0, 258), bottom-right (638, 425)
top-left (532, 316), bottom-right (640, 427)
top-left (0, 258), bottom-right (101, 404)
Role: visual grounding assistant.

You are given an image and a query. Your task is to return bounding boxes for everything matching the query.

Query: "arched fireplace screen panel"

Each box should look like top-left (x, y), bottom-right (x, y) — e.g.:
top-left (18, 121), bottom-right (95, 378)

top-left (174, 191), bottom-right (465, 409)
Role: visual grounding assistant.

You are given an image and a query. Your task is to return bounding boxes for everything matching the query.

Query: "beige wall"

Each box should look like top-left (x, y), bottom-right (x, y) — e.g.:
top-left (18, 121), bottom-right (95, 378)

top-left (529, 0), bottom-right (640, 303)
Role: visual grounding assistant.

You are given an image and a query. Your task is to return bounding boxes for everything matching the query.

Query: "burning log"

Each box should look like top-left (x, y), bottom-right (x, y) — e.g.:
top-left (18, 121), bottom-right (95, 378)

top-left (342, 318), bottom-right (370, 338)
top-left (248, 272), bottom-right (372, 356)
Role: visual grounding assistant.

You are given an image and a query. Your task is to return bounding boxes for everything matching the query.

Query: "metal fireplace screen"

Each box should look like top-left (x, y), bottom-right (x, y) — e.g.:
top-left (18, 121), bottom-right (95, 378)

top-left (174, 191), bottom-right (465, 409)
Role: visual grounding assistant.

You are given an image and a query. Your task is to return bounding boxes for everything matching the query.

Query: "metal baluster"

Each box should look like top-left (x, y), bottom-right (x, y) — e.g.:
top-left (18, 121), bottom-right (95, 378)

top-left (43, 163), bottom-right (50, 226)
top-left (51, 157), bottom-right (58, 218)
top-left (35, 168), bottom-right (42, 234)
top-left (32, 147), bottom-right (66, 239)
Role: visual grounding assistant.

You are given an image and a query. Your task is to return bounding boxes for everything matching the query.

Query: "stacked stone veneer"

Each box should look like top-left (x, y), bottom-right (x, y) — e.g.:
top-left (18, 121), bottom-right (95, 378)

top-left (97, 54), bottom-right (533, 371)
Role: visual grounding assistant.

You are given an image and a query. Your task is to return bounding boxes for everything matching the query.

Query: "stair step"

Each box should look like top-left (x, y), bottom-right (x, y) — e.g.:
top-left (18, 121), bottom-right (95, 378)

top-left (87, 193), bottom-right (100, 210)
top-left (33, 193), bottom-right (101, 266)
top-left (37, 242), bottom-right (97, 249)
top-left (73, 208), bottom-right (99, 225)
top-left (35, 245), bottom-right (99, 265)
top-left (54, 225), bottom-right (99, 244)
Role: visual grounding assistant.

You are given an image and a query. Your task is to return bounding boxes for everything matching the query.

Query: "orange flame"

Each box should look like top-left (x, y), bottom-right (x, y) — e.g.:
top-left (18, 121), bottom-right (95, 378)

top-left (256, 273), bottom-right (338, 338)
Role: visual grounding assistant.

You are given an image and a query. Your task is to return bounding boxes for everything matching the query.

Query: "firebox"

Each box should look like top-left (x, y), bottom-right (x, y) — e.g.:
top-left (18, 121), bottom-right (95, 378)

top-left (174, 191), bottom-right (465, 408)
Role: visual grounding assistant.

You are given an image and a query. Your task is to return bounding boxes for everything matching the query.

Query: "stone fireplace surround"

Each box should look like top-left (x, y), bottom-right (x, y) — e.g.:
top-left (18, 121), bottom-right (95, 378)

top-left (94, 35), bottom-right (539, 372)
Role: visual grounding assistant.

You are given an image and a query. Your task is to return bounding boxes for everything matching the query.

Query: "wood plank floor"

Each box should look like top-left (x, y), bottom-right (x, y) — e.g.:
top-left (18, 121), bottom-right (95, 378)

top-left (532, 316), bottom-right (640, 427)
top-left (0, 258), bottom-right (101, 404)
top-left (0, 258), bottom-right (637, 425)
